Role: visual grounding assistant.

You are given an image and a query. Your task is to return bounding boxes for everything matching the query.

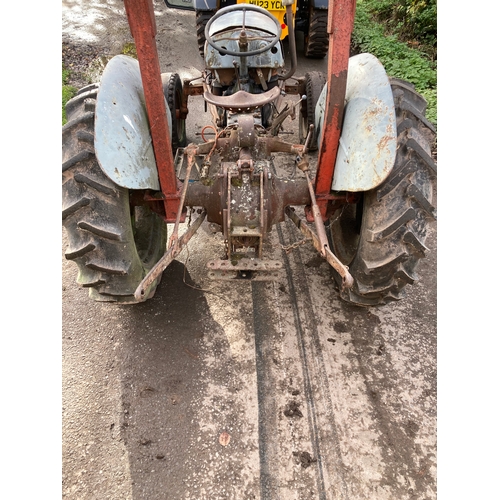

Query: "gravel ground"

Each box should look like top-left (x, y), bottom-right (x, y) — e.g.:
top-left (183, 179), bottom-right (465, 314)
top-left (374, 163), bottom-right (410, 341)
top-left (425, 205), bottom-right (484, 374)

top-left (62, 40), bottom-right (105, 88)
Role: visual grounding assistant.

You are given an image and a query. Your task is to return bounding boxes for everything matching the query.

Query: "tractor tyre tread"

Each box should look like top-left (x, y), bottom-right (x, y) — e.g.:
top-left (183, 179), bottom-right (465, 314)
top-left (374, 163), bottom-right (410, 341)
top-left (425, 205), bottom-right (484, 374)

top-left (330, 79), bottom-right (437, 306)
top-left (299, 71), bottom-right (327, 150)
top-left (390, 77), bottom-right (436, 133)
top-left (196, 10), bottom-right (216, 58)
top-left (162, 72), bottom-right (187, 151)
top-left (304, 9), bottom-right (328, 59)
top-left (62, 88), bottom-right (167, 304)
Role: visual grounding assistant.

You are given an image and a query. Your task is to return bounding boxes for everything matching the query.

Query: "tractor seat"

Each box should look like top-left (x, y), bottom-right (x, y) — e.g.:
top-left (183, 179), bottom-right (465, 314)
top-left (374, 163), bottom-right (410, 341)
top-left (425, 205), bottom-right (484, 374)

top-left (203, 86), bottom-right (281, 112)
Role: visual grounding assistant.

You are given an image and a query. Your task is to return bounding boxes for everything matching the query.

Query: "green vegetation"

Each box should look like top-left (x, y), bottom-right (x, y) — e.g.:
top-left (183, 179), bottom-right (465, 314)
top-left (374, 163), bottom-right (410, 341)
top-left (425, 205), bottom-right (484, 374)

top-left (62, 66), bottom-right (77, 125)
top-left (352, 0), bottom-right (437, 125)
top-left (121, 42), bottom-right (138, 59)
top-left (362, 0), bottom-right (436, 58)
top-left (62, 44), bottom-right (138, 126)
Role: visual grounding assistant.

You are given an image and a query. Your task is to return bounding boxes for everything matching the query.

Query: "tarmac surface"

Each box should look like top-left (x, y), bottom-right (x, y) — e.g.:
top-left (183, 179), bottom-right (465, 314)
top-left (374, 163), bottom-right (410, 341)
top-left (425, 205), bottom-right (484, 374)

top-left (62, 1), bottom-right (437, 498)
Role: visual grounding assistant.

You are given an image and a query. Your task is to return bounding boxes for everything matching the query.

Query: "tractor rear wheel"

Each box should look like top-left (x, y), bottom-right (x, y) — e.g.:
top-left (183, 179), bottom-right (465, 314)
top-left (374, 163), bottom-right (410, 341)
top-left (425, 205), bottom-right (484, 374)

top-left (299, 71), bottom-right (326, 151)
top-left (327, 78), bottom-right (437, 306)
top-left (304, 9), bottom-right (328, 59)
top-left (196, 10), bottom-right (216, 58)
top-left (62, 86), bottom-right (167, 304)
top-left (162, 72), bottom-right (187, 151)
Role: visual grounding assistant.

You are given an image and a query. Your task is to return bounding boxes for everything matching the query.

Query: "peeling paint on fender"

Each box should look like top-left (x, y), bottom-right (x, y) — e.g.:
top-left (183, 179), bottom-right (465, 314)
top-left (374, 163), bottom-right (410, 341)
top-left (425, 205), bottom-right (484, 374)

top-left (316, 53), bottom-right (397, 192)
top-left (94, 55), bottom-right (173, 190)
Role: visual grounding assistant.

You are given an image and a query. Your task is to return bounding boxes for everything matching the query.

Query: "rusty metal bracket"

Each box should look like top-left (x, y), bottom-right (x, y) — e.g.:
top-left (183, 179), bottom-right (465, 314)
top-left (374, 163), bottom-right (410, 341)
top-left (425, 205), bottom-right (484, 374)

top-left (207, 258), bottom-right (282, 281)
top-left (168, 145), bottom-right (197, 250)
top-left (314, 0), bottom-right (357, 218)
top-left (123, 0), bottom-right (180, 222)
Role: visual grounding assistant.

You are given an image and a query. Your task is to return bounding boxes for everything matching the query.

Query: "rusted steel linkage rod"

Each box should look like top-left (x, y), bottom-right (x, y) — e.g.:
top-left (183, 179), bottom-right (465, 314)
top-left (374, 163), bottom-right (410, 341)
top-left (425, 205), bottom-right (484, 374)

top-left (123, 0), bottom-right (180, 222)
top-left (167, 145), bottom-right (197, 250)
top-left (134, 209), bottom-right (207, 301)
top-left (293, 126), bottom-right (353, 289)
top-left (285, 207), bottom-right (353, 290)
top-left (135, 145), bottom-right (202, 301)
top-left (298, 125), bottom-right (331, 255)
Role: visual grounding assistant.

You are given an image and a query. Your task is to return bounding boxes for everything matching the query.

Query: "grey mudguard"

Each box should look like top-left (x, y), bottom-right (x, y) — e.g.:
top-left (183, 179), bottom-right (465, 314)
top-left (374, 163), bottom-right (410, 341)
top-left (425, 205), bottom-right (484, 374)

top-left (95, 55), bottom-right (172, 191)
top-left (315, 53), bottom-right (397, 192)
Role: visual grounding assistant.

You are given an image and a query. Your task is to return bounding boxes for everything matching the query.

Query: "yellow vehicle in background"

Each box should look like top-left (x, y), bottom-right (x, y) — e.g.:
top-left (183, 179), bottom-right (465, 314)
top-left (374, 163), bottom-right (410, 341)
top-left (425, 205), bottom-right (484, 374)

top-left (164, 0), bottom-right (328, 58)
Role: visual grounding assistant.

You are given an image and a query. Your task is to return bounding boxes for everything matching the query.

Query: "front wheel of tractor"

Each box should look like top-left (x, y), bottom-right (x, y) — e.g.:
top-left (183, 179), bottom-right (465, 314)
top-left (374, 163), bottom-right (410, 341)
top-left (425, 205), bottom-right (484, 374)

top-left (196, 10), bottom-right (216, 58)
top-left (304, 9), bottom-right (328, 59)
top-left (162, 72), bottom-right (187, 152)
top-left (299, 71), bottom-right (326, 151)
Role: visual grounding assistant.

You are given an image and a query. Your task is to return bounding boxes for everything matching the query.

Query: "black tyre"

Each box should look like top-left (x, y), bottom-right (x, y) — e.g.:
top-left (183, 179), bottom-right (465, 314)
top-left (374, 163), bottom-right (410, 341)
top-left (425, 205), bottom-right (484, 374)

top-left (327, 78), bottom-right (437, 306)
top-left (62, 87), bottom-right (167, 304)
top-left (304, 9), bottom-right (328, 59)
top-left (299, 71), bottom-right (326, 151)
top-left (196, 10), bottom-right (216, 58)
top-left (162, 72), bottom-right (187, 151)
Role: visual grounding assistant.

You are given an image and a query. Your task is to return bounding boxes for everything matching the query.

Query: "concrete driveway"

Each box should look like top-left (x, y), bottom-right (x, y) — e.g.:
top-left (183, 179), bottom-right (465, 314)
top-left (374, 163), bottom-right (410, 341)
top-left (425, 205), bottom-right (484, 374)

top-left (62, 1), bottom-right (437, 498)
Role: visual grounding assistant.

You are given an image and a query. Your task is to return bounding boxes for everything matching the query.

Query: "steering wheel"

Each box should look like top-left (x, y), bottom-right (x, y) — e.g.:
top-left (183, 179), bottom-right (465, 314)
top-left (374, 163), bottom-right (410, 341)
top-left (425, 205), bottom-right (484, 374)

top-left (205, 4), bottom-right (282, 57)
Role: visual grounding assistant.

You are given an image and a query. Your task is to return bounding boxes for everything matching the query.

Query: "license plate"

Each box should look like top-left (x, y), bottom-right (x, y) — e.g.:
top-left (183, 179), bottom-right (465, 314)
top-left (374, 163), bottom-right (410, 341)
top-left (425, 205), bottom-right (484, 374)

top-left (236, 0), bottom-right (286, 11)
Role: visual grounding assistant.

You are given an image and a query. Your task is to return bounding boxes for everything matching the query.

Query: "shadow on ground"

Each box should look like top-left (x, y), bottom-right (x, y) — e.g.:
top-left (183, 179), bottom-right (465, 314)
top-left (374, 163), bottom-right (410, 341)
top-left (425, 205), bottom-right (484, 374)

top-left (115, 261), bottom-right (225, 498)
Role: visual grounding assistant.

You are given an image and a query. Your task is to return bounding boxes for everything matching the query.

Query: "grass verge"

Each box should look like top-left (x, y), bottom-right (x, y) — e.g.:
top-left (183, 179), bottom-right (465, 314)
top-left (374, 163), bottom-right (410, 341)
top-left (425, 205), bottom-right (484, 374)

top-left (352, 0), bottom-right (437, 126)
top-left (62, 66), bottom-right (77, 125)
